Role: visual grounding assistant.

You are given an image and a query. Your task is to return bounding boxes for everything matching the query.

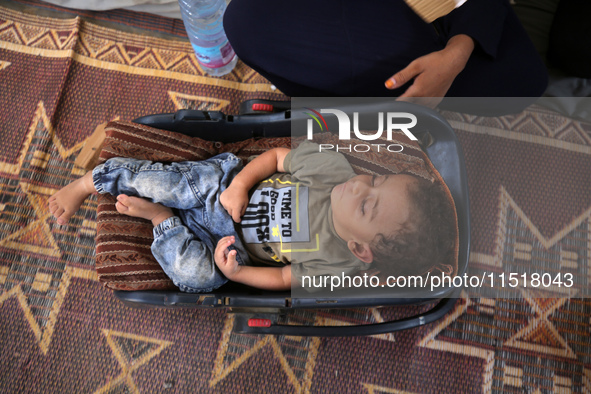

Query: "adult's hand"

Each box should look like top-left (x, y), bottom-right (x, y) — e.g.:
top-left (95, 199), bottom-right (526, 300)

top-left (385, 34), bottom-right (475, 107)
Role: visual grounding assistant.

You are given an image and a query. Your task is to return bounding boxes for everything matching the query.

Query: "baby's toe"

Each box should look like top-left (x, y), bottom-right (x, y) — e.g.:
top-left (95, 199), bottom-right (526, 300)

top-left (52, 207), bottom-right (65, 219)
top-left (124, 196), bottom-right (143, 206)
top-left (115, 201), bottom-right (129, 214)
top-left (116, 194), bottom-right (131, 204)
top-left (56, 210), bottom-right (70, 225)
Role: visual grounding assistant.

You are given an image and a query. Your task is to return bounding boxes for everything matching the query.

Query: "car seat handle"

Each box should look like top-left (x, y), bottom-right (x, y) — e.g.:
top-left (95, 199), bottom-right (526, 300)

top-left (232, 296), bottom-right (458, 337)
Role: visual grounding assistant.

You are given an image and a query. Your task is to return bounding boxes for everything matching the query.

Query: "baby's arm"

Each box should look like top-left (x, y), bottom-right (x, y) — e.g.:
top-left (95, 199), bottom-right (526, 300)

top-left (220, 147), bottom-right (290, 222)
top-left (215, 236), bottom-right (291, 291)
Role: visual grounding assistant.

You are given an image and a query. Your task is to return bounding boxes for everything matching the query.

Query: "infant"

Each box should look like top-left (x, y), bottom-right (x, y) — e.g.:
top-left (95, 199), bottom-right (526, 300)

top-left (50, 142), bottom-right (455, 292)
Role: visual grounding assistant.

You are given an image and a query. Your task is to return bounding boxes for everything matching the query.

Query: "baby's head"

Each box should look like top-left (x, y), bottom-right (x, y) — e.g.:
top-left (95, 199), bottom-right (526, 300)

top-left (331, 173), bottom-right (456, 276)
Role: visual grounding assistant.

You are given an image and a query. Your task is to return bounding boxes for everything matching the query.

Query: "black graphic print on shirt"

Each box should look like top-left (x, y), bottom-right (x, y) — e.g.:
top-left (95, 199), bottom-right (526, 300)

top-left (241, 180), bottom-right (310, 245)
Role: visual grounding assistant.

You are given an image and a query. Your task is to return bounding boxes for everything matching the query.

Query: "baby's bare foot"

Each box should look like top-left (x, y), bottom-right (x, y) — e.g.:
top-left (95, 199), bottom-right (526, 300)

top-left (49, 172), bottom-right (96, 225)
top-left (115, 195), bottom-right (173, 226)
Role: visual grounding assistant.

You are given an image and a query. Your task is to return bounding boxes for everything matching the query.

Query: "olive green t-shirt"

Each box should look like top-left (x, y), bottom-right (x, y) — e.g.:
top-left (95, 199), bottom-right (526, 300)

top-left (238, 141), bottom-right (367, 281)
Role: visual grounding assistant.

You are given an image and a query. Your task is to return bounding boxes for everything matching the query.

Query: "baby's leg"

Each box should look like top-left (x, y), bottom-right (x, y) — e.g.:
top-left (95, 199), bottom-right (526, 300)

top-left (151, 216), bottom-right (228, 293)
top-left (49, 172), bottom-right (96, 225)
top-left (93, 158), bottom-right (200, 210)
top-left (94, 155), bottom-right (241, 211)
top-left (115, 194), bottom-right (173, 227)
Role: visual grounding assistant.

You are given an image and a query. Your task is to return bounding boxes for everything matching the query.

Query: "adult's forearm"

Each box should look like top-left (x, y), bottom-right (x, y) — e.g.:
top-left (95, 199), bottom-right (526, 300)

top-left (444, 34), bottom-right (475, 74)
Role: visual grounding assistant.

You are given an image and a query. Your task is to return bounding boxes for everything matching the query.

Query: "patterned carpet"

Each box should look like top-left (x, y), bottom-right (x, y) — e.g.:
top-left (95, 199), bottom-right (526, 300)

top-left (0, 1), bottom-right (590, 393)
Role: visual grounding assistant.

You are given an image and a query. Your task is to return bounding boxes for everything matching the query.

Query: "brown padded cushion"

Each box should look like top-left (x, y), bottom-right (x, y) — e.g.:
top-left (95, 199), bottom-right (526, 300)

top-left (95, 121), bottom-right (458, 291)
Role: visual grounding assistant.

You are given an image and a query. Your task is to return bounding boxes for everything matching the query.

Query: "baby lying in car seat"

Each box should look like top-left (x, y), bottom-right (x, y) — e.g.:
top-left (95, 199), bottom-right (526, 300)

top-left (50, 141), bottom-right (456, 292)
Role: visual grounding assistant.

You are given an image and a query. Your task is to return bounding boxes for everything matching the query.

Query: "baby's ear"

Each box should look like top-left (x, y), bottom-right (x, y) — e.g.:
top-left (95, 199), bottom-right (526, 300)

top-left (347, 240), bottom-right (373, 264)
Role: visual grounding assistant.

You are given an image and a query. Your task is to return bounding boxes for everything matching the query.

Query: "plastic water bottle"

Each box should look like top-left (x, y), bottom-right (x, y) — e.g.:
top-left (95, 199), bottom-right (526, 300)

top-left (178, 0), bottom-right (237, 76)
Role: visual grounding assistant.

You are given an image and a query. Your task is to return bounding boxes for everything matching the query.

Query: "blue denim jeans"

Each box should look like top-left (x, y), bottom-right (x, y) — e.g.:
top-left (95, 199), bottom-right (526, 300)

top-left (92, 154), bottom-right (249, 293)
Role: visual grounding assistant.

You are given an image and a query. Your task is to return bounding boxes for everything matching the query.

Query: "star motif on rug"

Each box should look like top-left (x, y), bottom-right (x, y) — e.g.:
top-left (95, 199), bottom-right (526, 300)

top-left (210, 308), bottom-right (396, 393)
top-left (209, 314), bottom-right (321, 393)
top-left (416, 186), bottom-right (590, 393)
top-left (0, 101), bottom-right (100, 354)
top-left (94, 329), bottom-right (172, 393)
top-left (503, 293), bottom-right (576, 359)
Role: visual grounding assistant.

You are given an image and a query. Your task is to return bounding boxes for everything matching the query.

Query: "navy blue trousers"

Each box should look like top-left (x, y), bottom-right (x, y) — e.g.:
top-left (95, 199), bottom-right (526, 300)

top-left (224, 0), bottom-right (548, 114)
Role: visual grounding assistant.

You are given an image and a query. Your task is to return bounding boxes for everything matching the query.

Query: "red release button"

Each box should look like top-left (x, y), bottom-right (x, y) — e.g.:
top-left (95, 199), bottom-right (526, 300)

top-left (248, 318), bottom-right (272, 327)
top-left (252, 103), bottom-right (274, 112)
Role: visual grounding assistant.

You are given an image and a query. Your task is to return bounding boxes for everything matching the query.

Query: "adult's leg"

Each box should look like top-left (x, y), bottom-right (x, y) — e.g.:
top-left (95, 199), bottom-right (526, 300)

top-left (226, 0), bottom-right (547, 114)
top-left (225, 0), bottom-right (440, 97)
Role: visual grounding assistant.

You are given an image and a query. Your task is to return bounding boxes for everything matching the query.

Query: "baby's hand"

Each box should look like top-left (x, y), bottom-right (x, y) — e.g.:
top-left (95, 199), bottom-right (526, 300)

top-left (214, 236), bottom-right (241, 280)
top-left (220, 184), bottom-right (249, 223)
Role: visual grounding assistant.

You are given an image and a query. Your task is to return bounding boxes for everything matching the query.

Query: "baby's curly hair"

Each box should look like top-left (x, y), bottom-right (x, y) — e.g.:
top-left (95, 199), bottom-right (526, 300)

top-left (369, 176), bottom-right (457, 277)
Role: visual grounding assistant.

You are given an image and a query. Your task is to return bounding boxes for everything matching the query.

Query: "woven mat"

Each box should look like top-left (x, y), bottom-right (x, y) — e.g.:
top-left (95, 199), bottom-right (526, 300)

top-left (1, 2), bottom-right (590, 392)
